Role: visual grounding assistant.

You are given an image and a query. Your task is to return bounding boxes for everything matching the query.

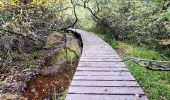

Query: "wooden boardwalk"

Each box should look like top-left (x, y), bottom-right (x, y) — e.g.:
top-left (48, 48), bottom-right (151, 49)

top-left (65, 29), bottom-right (148, 100)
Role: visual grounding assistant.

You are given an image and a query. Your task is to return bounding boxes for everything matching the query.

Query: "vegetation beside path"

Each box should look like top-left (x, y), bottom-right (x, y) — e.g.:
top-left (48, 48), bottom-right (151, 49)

top-left (96, 33), bottom-right (170, 100)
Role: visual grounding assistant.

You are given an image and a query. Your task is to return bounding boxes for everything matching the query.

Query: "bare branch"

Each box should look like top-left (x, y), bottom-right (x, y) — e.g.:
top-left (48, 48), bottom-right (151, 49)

top-left (0, 28), bottom-right (36, 41)
top-left (124, 57), bottom-right (170, 71)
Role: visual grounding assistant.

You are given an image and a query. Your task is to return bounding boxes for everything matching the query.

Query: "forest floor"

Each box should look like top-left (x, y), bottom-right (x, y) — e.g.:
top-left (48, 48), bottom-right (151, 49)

top-left (0, 32), bottom-right (81, 100)
top-left (96, 33), bottom-right (170, 100)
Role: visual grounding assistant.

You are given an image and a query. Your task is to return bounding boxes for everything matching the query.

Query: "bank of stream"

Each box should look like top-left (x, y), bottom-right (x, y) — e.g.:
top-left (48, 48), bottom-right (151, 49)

top-left (24, 59), bottom-right (79, 100)
top-left (0, 32), bottom-right (82, 100)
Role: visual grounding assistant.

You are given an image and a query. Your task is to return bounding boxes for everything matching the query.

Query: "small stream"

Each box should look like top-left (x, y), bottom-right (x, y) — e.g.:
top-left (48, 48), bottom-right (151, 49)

top-left (24, 60), bottom-right (78, 100)
top-left (0, 32), bottom-right (82, 100)
top-left (22, 33), bottom-right (82, 100)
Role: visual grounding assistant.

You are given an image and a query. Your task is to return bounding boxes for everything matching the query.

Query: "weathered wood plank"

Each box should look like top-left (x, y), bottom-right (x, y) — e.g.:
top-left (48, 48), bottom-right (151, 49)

top-left (76, 70), bottom-right (129, 72)
top-left (70, 80), bottom-right (139, 87)
top-left (78, 62), bottom-right (126, 66)
top-left (73, 76), bottom-right (135, 81)
top-left (67, 87), bottom-right (145, 94)
top-left (80, 57), bottom-right (120, 60)
top-left (65, 94), bottom-right (147, 100)
top-left (78, 65), bottom-right (126, 68)
top-left (76, 67), bottom-right (129, 71)
top-left (79, 59), bottom-right (122, 62)
top-left (74, 71), bottom-right (131, 76)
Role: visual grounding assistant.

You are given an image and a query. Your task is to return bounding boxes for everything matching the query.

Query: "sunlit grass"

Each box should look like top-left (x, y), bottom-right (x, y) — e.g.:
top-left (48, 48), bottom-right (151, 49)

top-left (116, 41), bottom-right (170, 100)
top-left (117, 42), bottom-right (165, 60)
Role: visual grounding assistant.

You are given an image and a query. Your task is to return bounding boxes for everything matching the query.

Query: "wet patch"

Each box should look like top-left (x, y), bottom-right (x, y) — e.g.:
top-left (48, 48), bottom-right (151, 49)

top-left (24, 60), bottom-right (78, 100)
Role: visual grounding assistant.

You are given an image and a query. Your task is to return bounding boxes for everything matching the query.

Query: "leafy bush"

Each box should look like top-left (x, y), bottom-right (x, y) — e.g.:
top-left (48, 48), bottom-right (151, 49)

top-left (0, 0), bottom-right (77, 57)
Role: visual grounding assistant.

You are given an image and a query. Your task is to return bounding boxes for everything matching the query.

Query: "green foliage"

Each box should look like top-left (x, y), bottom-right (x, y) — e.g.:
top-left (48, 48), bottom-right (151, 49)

top-left (0, 0), bottom-right (79, 66)
top-left (108, 39), bottom-right (118, 49)
top-left (80, 0), bottom-right (170, 57)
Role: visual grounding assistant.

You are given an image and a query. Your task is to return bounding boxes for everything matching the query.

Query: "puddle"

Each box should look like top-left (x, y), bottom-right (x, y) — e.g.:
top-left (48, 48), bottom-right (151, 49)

top-left (24, 60), bottom-right (78, 100)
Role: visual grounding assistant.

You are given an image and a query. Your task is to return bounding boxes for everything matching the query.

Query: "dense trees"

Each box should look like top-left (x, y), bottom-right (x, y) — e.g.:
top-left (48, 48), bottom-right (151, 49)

top-left (0, 0), bottom-right (170, 59)
top-left (79, 0), bottom-right (170, 56)
top-left (0, 0), bottom-right (169, 55)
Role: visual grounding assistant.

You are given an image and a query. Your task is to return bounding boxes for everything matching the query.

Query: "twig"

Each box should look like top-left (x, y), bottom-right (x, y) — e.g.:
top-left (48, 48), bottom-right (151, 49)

top-left (129, 57), bottom-right (170, 63)
top-left (123, 57), bottom-right (170, 71)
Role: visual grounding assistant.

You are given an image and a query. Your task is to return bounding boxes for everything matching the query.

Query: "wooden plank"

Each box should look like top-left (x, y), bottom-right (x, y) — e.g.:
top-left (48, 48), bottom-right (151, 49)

top-left (78, 65), bottom-right (126, 68)
top-left (83, 50), bottom-right (114, 52)
top-left (67, 87), bottom-right (145, 94)
top-left (76, 70), bottom-right (129, 72)
top-left (79, 61), bottom-right (125, 64)
top-left (80, 57), bottom-right (120, 59)
top-left (77, 67), bottom-right (129, 71)
top-left (81, 55), bottom-right (119, 57)
top-left (74, 71), bottom-right (131, 76)
top-left (81, 54), bottom-right (117, 56)
top-left (82, 51), bottom-right (114, 54)
top-left (83, 50), bottom-right (115, 52)
top-left (70, 80), bottom-right (139, 87)
top-left (80, 57), bottom-right (121, 59)
top-left (82, 51), bottom-right (114, 53)
top-left (79, 59), bottom-right (122, 62)
top-left (65, 94), bottom-right (148, 100)
top-left (73, 76), bottom-right (135, 81)
top-left (78, 62), bottom-right (125, 66)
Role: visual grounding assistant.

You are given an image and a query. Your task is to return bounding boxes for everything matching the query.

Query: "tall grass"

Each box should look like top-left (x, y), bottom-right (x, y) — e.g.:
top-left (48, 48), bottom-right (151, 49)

top-left (116, 42), bottom-right (170, 100)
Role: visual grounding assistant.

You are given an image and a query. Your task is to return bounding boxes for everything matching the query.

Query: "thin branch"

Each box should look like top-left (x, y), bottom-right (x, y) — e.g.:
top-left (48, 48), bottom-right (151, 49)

top-left (0, 28), bottom-right (35, 41)
top-left (75, 3), bottom-right (100, 21)
top-left (124, 57), bottom-right (170, 71)
top-left (0, 28), bottom-right (44, 42)
top-left (58, 0), bottom-right (78, 31)
top-left (129, 57), bottom-right (170, 63)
